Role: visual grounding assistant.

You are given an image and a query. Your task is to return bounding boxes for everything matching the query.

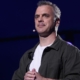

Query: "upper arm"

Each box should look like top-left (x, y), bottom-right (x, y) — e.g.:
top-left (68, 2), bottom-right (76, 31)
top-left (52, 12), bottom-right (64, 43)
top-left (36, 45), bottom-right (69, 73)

top-left (63, 45), bottom-right (80, 79)
top-left (12, 52), bottom-right (29, 80)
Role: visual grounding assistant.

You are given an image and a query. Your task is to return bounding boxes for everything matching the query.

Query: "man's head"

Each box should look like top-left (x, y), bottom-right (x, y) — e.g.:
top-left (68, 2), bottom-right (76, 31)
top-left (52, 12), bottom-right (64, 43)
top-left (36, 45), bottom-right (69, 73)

top-left (34, 1), bottom-right (61, 37)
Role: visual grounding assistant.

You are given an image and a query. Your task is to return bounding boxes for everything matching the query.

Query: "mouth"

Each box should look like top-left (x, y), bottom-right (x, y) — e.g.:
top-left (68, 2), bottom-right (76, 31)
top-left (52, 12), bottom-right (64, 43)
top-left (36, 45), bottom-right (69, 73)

top-left (38, 23), bottom-right (45, 28)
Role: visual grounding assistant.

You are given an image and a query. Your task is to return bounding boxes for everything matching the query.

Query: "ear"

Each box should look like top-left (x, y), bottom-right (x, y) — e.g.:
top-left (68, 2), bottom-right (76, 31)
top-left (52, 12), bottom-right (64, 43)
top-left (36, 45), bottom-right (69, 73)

top-left (55, 18), bottom-right (60, 32)
top-left (55, 18), bottom-right (60, 27)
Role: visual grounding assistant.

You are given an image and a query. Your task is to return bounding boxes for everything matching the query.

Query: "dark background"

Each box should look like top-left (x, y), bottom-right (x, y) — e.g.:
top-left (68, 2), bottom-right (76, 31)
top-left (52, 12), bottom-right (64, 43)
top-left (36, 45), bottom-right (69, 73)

top-left (0, 0), bottom-right (80, 80)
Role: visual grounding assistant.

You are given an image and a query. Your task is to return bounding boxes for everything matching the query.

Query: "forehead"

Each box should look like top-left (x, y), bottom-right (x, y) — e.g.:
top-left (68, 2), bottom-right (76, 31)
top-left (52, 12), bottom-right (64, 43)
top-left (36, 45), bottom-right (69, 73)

top-left (35, 5), bottom-right (54, 15)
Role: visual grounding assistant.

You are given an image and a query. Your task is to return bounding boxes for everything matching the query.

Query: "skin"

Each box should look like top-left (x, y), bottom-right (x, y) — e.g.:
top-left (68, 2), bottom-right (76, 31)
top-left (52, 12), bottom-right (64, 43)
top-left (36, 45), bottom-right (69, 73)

top-left (34, 5), bottom-right (60, 46)
top-left (35, 5), bottom-right (55, 37)
top-left (24, 5), bottom-right (60, 80)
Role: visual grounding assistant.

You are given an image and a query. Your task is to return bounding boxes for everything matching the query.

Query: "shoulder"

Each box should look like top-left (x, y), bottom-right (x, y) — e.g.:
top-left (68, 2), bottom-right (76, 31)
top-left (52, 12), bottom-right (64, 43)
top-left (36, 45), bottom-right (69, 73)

top-left (61, 40), bottom-right (80, 59)
top-left (20, 43), bottom-right (39, 61)
top-left (60, 38), bottom-right (79, 51)
top-left (64, 40), bottom-right (79, 52)
top-left (19, 49), bottom-right (32, 64)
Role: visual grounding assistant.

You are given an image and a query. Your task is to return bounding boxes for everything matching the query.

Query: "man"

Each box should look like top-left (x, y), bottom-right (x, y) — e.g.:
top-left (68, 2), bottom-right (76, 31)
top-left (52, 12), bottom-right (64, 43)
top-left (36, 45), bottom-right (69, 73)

top-left (12, 1), bottom-right (80, 80)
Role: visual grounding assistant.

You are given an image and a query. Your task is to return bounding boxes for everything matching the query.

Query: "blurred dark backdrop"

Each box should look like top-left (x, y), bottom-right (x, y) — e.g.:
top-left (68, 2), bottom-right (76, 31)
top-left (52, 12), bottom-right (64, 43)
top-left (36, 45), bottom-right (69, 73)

top-left (0, 0), bottom-right (80, 80)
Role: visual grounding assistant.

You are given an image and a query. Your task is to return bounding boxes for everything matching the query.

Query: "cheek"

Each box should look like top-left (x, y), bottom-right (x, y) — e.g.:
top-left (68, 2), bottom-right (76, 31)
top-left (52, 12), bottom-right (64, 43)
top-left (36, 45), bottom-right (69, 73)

top-left (47, 20), bottom-right (54, 27)
top-left (35, 19), bottom-right (38, 24)
top-left (34, 21), bottom-right (38, 28)
top-left (34, 20), bottom-right (37, 25)
top-left (46, 18), bottom-right (54, 24)
top-left (50, 19), bottom-right (54, 25)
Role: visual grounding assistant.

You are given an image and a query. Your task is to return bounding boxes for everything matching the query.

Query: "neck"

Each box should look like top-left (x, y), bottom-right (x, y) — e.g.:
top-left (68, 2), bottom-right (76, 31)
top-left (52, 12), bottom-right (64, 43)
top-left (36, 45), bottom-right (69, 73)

top-left (39, 32), bottom-right (57, 47)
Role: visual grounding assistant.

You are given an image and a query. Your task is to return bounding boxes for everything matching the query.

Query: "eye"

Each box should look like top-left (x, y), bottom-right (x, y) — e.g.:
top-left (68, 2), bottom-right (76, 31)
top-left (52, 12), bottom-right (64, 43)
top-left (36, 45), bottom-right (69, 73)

top-left (35, 15), bottom-right (39, 19)
top-left (43, 14), bottom-right (50, 17)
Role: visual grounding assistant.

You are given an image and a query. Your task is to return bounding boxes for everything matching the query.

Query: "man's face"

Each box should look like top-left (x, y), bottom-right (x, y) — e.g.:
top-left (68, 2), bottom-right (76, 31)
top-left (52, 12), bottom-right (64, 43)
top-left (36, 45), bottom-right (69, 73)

top-left (34, 5), bottom-right (55, 37)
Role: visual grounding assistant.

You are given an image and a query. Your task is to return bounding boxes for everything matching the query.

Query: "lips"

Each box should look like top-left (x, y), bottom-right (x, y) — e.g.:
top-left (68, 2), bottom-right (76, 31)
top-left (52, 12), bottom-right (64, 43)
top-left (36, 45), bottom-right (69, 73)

top-left (38, 23), bottom-right (45, 27)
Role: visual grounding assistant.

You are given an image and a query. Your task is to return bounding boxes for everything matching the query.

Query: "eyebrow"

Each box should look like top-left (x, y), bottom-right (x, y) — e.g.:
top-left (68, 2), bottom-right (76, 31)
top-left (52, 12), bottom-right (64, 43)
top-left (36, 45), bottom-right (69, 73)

top-left (35, 13), bottom-right (50, 17)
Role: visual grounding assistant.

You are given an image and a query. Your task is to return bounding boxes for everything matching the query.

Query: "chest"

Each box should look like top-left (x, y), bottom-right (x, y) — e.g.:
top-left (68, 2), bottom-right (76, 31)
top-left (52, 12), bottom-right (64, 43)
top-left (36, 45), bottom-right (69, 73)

top-left (38, 49), bottom-right (64, 79)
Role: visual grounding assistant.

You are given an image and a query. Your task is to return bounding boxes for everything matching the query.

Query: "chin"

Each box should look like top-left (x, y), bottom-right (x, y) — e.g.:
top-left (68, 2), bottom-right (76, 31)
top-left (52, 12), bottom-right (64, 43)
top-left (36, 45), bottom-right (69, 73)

top-left (37, 31), bottom-right (50, 37)
top-left (36, 29), bottom-right (44, 33)
top-left (39, 33), bottom-right (50, 37)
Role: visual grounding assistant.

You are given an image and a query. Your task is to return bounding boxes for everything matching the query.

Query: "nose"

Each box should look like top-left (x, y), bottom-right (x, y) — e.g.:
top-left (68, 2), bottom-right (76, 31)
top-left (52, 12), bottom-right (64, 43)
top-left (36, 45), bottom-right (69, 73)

top-left (38, 16), bottom-right (43, 22)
